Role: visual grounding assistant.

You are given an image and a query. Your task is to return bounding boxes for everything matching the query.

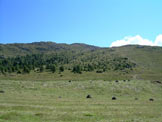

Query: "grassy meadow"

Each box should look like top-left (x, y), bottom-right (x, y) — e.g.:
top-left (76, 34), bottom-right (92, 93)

top-left (0, 76), bottom-right (162, 122)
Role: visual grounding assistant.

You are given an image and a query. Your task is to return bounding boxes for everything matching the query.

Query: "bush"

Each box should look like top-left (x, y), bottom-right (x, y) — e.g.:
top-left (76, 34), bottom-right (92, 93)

top-left (96, 70), bottom-right (103, 73)
top-left (72, 65), bottom-right (82, 74)
top-left (59, 66), bottom-right (64, 72)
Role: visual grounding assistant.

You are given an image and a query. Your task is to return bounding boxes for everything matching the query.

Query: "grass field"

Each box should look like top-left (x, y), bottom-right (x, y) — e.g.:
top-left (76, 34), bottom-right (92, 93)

top-left (0, 79), bottom-right (162, 122)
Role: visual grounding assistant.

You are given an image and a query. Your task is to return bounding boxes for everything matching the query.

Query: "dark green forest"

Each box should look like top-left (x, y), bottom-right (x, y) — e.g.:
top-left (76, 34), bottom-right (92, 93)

top-left (0, 53), bottom-right (135, 74)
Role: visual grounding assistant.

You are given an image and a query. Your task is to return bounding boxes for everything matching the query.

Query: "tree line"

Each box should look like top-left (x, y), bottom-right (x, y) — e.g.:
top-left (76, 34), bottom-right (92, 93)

top-left (0, 53), bottom-right (136, 74)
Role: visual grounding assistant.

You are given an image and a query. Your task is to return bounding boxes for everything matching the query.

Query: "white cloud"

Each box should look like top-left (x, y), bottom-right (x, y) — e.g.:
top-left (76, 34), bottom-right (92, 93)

top-left (155, 35), bottom-right (162, 46)
top-left (110, 34), bottom-right (162, 47)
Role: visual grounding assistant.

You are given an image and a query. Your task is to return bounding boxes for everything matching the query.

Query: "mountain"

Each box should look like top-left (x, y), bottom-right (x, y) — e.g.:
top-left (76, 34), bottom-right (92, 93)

top-left (0, 42), bottom-right (99, 57)
top-left (0, 42), bottom-right (162, 80)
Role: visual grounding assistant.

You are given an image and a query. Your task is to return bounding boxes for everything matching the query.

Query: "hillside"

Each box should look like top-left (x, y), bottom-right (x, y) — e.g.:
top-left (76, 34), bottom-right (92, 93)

top-left (0, 42), bottom-right (162, 80)
top-left (110, 45), bottom-right (162, 79)
top-left (0, 42), bottom-right (99, 57)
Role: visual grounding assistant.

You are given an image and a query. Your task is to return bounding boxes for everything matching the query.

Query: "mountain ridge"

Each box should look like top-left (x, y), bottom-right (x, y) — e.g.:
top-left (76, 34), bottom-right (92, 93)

top-left (0, 42), bottom-right (100, 57)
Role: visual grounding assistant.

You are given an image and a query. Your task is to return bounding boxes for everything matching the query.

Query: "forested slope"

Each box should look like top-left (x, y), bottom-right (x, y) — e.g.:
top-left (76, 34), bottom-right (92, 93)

top-left (0, 42), bottom-right (162, 80)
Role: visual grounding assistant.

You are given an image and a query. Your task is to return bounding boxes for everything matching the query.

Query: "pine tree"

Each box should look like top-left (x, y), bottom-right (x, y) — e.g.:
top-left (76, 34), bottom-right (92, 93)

top-left (40, 65), bottom-right (44, 72)
top-left (51, 65), bottom-right (56, 73)
top-left (72, 65), bottom-right (82, 74)
top-left (23, 66), bottom-right (30, 74)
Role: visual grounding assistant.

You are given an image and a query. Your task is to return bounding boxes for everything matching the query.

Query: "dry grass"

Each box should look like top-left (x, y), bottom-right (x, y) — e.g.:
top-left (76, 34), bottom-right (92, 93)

top-left (0, 79), bottom-right (162, 122)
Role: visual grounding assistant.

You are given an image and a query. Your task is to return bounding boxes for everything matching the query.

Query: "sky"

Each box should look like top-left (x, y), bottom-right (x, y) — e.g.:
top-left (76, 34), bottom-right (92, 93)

top-left (1, 0), bottom-right (162, 47)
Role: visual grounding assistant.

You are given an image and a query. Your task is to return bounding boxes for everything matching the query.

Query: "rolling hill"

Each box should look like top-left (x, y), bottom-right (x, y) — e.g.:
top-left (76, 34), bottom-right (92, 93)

top-left (0, 42), bottom-right (99, 57)
top-left (0, 42), bottom-right (162, 80)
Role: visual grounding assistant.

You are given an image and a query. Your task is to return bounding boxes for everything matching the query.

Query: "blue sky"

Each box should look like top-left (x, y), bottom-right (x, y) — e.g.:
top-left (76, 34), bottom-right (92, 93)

top-left (1, 0), bottom-right (162, 47)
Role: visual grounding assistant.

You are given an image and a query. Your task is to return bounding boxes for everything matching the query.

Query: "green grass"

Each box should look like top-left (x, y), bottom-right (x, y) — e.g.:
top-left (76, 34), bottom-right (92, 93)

top-left (0, 70), bottom-right (132, 81)
top-left (1, 70), bottom-right (162, 82)
top-left (0, 79), bottom-right (162, 122)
